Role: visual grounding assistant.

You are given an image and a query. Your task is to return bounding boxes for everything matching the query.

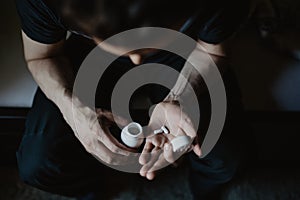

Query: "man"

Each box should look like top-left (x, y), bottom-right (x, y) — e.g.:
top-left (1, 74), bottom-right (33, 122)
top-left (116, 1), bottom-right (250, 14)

top-left (16, 0), bottom-right (255, 199)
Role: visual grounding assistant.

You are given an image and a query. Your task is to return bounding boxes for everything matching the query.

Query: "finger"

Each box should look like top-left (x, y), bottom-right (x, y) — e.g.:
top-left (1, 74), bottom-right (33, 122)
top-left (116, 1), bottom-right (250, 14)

top-left (139, 141), bottom-right (154, 165)
top-left (146, 171), bottom-right (156, 180)
top-left (193, 143), bottom-right (202, 157)
top-left (105, 126), bottom-right (137, 153)
top-left (98, 127), bottom-right (136, 155)
top-left (164, 141), bottom-right (187, 164)
top-left (187, 144), bottom-right (194, 153)
top-left (147, 121), bottom-right (166, 138)
top-left (89, 140), bottom-right (138, 166)
top-left (163, 131), bottom-right (175, 141)
top-left (146, 153), bottom-right (169, 180)
top-left (163, 143), bottom-right (176, 163)
top-left (192, 134), bottom-right (202, 156)
top-left (140, 147), bottom-right (161, 177)
top-left (147, 134), bottom-right (168, 148)
top-left (179, 115), bottom-right (196, 138)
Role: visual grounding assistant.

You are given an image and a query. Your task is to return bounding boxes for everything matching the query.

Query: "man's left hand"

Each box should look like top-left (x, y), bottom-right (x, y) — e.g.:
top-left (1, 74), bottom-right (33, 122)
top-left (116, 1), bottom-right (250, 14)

top-left (139, 101), bottom-right (202, 180)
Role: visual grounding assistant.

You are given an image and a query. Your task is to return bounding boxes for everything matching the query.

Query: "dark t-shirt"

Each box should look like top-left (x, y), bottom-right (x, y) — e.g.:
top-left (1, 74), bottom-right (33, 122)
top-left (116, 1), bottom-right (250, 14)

top-left (16, 0), bottom-right (251, 44)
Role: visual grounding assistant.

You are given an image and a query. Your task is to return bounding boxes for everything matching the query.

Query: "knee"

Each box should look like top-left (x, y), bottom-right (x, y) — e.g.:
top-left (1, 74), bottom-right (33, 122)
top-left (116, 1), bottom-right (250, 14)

top-left (17, 157), bottom-right (45, 187)
top-left (189, 153), bottom-right (240, 183)
top-left (16, 135), bottom-right (51, 187)
top-left (17, 149), bottom-right (74, 196)
top-left (16, 132), bottom-right (98, 197)
top-left (205, 157), bottom-right (239, 183)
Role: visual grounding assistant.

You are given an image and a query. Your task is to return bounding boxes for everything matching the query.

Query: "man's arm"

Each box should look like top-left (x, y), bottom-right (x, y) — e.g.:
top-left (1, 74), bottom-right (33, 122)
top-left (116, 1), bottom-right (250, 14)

top-left (165, 38), bottom-right (232, 152)
top-left (165, 39), bottom-right (231, 101)
top-left (22, 31), bottom-right (134, 165)
top-left (22, 31), bottom-right (73, 115)
top-left (140, 39), bottom-right (232, 180)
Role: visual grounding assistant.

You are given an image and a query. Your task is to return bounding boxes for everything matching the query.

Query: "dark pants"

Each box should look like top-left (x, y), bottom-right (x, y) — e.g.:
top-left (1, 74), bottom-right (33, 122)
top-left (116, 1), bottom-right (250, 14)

top-left (16, 35), bottom-right (252, 199)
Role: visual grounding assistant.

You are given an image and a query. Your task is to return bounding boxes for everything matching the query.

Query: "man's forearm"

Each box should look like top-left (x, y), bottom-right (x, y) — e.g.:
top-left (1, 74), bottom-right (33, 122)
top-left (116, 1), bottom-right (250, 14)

top-left (27, 55), bottom-right (74, 114)
top-left (165, 44), bottom-right (228, 101)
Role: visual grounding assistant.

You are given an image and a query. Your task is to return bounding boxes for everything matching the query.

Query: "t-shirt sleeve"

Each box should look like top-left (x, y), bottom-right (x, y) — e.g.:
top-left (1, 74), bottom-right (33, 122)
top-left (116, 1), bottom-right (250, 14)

top-left (197, 0), bottom-right (250, 44)
top-left (15, 0), bottom-right (66, 44)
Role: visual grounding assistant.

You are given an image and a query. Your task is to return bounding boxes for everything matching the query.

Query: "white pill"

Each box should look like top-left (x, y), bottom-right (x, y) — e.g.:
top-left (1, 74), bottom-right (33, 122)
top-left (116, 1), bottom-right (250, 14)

top-left (170, 135), bottom-right (191, 152)
top-left (161, 126), bottom-right (169, 134)
top-left (153, 129), bottom-right (163, 135)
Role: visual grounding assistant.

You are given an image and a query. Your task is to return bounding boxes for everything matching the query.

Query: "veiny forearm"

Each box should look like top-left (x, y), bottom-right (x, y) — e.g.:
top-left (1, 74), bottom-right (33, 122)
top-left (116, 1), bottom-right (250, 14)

top-left (27, 56), bottom-right (75, 114)
top-left (165, 45), bottom-right (228, 101)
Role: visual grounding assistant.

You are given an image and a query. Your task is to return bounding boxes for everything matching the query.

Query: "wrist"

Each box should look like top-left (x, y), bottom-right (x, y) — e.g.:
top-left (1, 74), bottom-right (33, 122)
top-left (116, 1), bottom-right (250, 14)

top-left (57, 88), bottom-right (96, 130)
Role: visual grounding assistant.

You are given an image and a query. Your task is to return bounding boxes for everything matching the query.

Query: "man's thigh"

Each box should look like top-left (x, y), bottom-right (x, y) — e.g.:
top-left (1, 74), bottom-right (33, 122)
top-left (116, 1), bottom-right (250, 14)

top-left (187, 69), bottom-right (253, 199)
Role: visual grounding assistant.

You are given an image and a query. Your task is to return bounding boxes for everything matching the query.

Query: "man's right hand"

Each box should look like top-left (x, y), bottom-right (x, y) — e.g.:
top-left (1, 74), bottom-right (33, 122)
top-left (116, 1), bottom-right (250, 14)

top-left (64, 99), bottom-right (137, 166)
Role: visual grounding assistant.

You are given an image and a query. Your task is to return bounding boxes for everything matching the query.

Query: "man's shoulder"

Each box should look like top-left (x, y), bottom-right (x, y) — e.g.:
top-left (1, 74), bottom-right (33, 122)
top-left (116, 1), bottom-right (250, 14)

top-left (16, 0), bottom-right (60, 17)
top-left (16, 0), bottom-right (67, 44)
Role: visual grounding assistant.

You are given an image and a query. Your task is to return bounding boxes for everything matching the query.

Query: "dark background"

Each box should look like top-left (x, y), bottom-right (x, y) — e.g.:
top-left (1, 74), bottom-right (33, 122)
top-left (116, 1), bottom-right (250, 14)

top-left (1, 0), bottom-right (300, 199)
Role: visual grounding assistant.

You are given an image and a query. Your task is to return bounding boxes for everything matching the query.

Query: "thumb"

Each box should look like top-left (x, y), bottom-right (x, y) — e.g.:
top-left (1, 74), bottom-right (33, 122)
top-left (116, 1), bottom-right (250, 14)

top-left (192, 135), bottom-right (202, 157)
top-left (193, 143), bottom-right (202, 157)
top-left (164, 143), bottom-right (176, 164)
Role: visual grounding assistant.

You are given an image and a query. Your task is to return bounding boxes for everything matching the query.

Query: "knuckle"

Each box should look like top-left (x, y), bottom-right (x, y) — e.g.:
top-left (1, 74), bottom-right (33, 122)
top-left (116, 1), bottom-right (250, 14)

top-left (153, 164), bottom-right (161, 171)
top-left (184, 117), bottom-right (191, 124)
top-left (83, 140), bottom-right (94, 153)
top-left (106, 156), bottom-right (119, 165)
top-left (84, 145), bottom-right (93, 153)
top-left (96, 132), bottom-right (104, 141)
top-left (145, 137), bottom-right (154, 144)
top-left (110, 146), bottom-right (119, 154)
top-left (166, 155), bottom-right (175, 163)
top-left (85, 139), bottom-right (93, 147)
top-left (105, 157), bottom-right (113, 164)
top-left (96, 135), bottom-right (102, 142)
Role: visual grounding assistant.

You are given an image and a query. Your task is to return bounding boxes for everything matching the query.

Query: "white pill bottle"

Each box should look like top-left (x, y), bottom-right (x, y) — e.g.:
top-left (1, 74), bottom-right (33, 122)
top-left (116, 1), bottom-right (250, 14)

top-left (121, 122), bottom-right (144, 148)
